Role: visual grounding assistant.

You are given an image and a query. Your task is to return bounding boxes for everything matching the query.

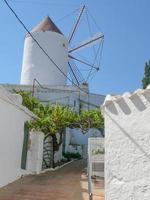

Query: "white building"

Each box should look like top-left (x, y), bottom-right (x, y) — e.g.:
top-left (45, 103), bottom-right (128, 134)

top-left (0, 86), bottom-right (44, 187)
top-left (103, 86), bottom-right (150, 200)
top-left (1, 16), bottom-right (105, 163)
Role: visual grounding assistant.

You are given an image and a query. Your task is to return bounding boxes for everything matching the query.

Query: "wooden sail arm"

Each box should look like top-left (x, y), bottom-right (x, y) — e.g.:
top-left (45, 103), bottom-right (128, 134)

top-left (68, 33), bottom-right (104, 53)
top-left (68, 5), bottom-right (86, 44)
top-left (68, 55), bottom-right (99, 70)
top-left (68, 62), bottom-right (80, 85)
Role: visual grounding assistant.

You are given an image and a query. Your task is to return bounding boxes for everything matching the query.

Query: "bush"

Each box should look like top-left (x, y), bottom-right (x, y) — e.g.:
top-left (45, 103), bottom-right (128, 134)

top-left (63, 152), bottom-right (81, 161)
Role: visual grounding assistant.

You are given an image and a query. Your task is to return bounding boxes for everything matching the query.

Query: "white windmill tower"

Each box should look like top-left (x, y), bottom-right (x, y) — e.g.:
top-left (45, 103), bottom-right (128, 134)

top-left (20, 5), bottom-right (104, 86)
top-left (20, 16), bottom-right (68, 86)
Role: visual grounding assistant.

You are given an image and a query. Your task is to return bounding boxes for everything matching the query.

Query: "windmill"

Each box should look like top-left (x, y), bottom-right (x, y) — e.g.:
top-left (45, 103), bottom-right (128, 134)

top-left (20, 5), bottom-right (104, 87)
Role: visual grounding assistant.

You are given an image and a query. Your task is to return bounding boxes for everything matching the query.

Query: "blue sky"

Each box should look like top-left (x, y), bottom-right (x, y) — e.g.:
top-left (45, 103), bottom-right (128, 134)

top-left (0, 0), bottom-right (150, 95)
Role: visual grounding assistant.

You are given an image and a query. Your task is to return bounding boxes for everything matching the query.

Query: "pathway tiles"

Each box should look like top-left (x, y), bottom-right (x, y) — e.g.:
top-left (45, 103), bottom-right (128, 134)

top-left (0, 160), bottom-right (104, 200)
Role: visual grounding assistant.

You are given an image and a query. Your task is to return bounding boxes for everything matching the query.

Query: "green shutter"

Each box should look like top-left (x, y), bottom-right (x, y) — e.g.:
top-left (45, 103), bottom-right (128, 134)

top-left (21, 122), bottom-right (29, 169)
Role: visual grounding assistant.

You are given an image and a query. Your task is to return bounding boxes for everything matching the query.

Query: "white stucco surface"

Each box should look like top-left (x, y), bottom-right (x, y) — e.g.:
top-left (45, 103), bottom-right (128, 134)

top-left (21, 31), bottom-right (68, 86)
top-left (70, 128), bottom-right (103, 145)
top-left (54, 144), bottom-right (63, 163)
top-left (103, 86), bottom-right (150, 200)
top-left (27, 131), bottom-right (44, 174)
top-left (0, 86), bottom-right (35, 188)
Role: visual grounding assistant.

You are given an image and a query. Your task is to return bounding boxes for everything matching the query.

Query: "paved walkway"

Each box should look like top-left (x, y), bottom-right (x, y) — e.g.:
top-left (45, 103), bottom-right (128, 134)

top-left (0, 160), bottom-right (104, 200)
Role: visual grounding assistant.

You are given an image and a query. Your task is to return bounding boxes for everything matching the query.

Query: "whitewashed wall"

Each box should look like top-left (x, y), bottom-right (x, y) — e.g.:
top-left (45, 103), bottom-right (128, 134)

top-left (21, 31), bottom-right (68, 86)
top-left (70, 128), bottom-right (103, 145)
top-left (27, 131), bottom-right (44, 174)
top-left (0, 86), bottom-right (36, 188)
top-left (54, 144), bottom-right (63, 163)
top-left (103, 86), bottom-right (150, 200)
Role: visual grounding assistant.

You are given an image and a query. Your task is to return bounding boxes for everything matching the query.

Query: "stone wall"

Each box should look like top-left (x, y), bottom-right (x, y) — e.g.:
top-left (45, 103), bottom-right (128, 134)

top-left (103, 86), bottom-right (150, 200)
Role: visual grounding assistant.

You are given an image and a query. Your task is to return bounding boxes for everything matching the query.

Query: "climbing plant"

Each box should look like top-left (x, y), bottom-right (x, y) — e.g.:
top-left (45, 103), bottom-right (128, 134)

top-left (14, 90), bottom-right (40, 111)
top-left (15, 90), bottom-right (104, 147)
top-left (76, 109), bottom-right (104, 133)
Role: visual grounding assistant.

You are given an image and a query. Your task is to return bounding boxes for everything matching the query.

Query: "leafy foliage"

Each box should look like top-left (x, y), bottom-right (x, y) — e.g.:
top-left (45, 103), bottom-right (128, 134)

top-left (14, 90), bottom-right (40, 111)
top-left (14, 90), bottom-right (104, 167)
top-left (15, 90), bottom-right (104, 136)
top-left (77, 109), bottom-right (104, 133)
top-left (63, 152), bottom-right (81, 161)
top-left (142, 60), bottom-right (150, 89)
top-left (29, 104), bottom-right (79, 136)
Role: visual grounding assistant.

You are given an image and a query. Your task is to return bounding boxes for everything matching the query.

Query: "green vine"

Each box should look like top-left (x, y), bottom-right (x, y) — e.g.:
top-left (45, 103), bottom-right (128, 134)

top-left (14, 90), bottom-right (104, 151)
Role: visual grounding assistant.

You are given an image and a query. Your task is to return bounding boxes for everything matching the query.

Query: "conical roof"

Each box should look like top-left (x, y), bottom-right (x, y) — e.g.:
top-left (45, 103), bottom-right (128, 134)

top-left (31, 16), bottom-right (63, 35)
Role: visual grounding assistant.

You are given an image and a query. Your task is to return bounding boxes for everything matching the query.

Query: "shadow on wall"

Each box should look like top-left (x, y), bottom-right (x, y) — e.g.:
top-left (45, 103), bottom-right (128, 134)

top-left (129, 94), bottom-right (146, 111)
top-left (116, 98), bottom-right (131, 115)
top-left (106, 99), bottom-right (131, 116)
top-left (105, 111), bottom-right (150, 161)
top-left (106, 92), bottom-right (150, 115)
top-left (106, 103), bottom-right (118, 115)
top-left (143, 92), bottom-right (150, 103)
